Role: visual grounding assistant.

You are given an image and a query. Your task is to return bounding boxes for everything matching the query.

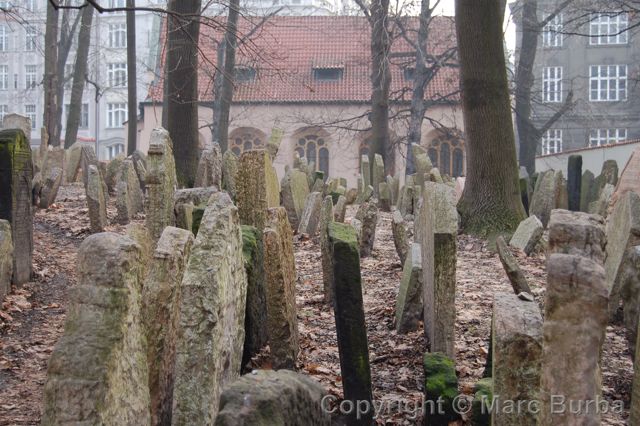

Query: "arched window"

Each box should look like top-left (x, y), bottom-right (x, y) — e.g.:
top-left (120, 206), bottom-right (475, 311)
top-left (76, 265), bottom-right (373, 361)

top-left (229, 128), bottom-right (266, 156)
top-left (425, 132), bottom-right (465, 177)
top-left (107, 143), bottom-right (124, 160)
top-left (294, 133), bottom-right (329, 178)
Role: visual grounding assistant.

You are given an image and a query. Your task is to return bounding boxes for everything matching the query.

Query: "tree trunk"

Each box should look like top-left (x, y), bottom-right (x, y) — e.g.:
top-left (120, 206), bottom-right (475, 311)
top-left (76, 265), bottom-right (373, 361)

top-left (55, 5), bottom-right (81, 148)
top-left (455, 0), bottom-right (526, 236)
top-left (211, 0), bottom-right (239, 153)
top-left (515, 0), bottom-right (540, 175)
top-left (406, 0), bottom-right (432, 175)
top-left (43, 1), bottom-right (59, 146)
top-left (126, 0), bottom-right (137, 155)
top-left (64, 4), bottom-right (94, 149)
top-left (369, 0), bottom-right (392, 174)
top-left (165, 0), bottom-right (202, 187)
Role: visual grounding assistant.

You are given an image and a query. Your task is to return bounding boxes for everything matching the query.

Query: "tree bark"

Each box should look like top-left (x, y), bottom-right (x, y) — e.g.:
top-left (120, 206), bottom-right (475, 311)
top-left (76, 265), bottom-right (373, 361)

top-left (43, 1), bottom-right (59, 146)
top-left (55, 5), bottom-right (81, 148)
top-left (211, 0), bottom-right (239, 153)
top-left (126, 0), bottom-right (137, 155)
top-left (165, 0), bottom-right (202, 187)
top-left (455, 0), bottom-right (526, 236)
top-left (64, 3), bottom-right (94, 149)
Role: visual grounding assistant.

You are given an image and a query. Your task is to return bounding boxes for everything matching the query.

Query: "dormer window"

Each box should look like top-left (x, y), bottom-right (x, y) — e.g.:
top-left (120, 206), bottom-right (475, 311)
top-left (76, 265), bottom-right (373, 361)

top-left (313, 67), bottom-right (343, 81)
top-left (235, 66), bottom-right (256, 82)
top-left (404, 67), bottom-right (415, 80)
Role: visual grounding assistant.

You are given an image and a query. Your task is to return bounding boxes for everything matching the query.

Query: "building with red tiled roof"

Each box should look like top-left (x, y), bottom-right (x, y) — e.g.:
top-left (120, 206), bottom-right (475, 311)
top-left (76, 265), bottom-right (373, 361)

top-left (137, 15), bottom-right (464, 185)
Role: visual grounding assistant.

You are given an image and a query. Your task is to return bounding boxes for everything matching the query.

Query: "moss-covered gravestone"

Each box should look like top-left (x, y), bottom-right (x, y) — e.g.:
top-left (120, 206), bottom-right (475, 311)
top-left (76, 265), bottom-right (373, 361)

top-left (372, 153), bottom-right (384, 196)
top-left (422, 352), bottom-right (460, 426)
top-left (391, 209), bottom-right (410, 265)
top-left (580, 170), bottom-right (595, 213)
top-left (328, 222), bottom-right (373, 425)
top-left (281, 168), bottom-right (310, 229)
top-left (85, 165), bottom-right (108, 233)
top-left (395, 243), bottom-right (423, 333)
top-left (355, 199), bottom-right (378, 257)
top-left (142, 227), bottom-right (193, 426)
top-left (194, 142), bottom-right (222, 188)
top-left (42, 233), bottom-right (150, 425)
top-left (115, 158), bottom-right (144, 225)
top-left (529, 170), bottom-right (565, 228)
top-left (471, 378), bottom-right (493, 426)
top-left (0, 220), bottom-right (13, 301)
top-left (237, 149), bottom-right (280, 231)
top-left (0, 129), bottom-right (33, 285)
top-left (334, 194), bottom-right (347, 223)
top-left (146, 128), bottom-right (177, 243)
top-left (360, 155), bottom-right (371, 190)
top-left (222, 149), bottom-right (238, 200)
top-left (298, 191), bottom-right (323, 236)
top-left (319, 196), bottom-right (334, 303)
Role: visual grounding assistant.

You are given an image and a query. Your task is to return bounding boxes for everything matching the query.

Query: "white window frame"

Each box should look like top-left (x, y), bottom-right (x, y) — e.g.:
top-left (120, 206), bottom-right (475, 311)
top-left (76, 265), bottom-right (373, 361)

top-left (589, 128), bottom-right (627, 147)
top-left (542, 66), bottom-right (563, 102)
top-left (542, 129), bottom-right (563, 155)
top-left (0, 65), bottom-right (7, 90)
top-left (590, 65), bottom-right (627, 102)
top-left (107, 143), bottom-right (125, 159)
top-left (590, 12), bottom-right (628, 45)
top-left (25, 64), bottom-right (36, 89)
top-left (0, 25), bottom-right (7, 51)
top-left (25, 26), bottom-right (36, 51)
top-left (109, 23), bottom-right (127, 48)
top-left (0, 105), bottom-right (8, 123)
top-left (108, 62), bottom-right (127, 87)
top-left (109, 0), bottom-right (126, 13)
top-left (107, 102), bottom-right (127, 128)
top-left (25, 104), bottom-right (36, 129)
top-left (543, 13), bottom-right (563, 47)
top-left (64, 103), bottom-right (90, 129)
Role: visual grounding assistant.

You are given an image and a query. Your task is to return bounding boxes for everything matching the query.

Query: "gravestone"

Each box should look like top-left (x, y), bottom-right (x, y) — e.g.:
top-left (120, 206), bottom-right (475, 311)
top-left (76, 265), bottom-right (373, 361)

top-left (39, 166), bottom-right (63, 208)
top-left (106, 154), bottom-right (125, 194)
top-left (496, 235), bottom-right (532, 296)
top-left (3, 114), bottom-right (31, 142)
top-left (281, 169), bottom-right (310, 229)
top-left (355, 199), bottom-right (378, 257)
top-left (509, 215), bottom-right (543, 256)
top-left (80, 145), bottom-right (98, 189)
top-left (611, 146), bottom-right (640, 208)
top-left (633, 325), bottom-right (640, 425)
top-left (264, 207), bottom-right (299, 369)
top-left (398, 185), bottom-right (414, 217)
top-left (141, 227), bottom-right (193, 426)
top-left (237, 149), bottom-right (280, 231)
top-left (267, 127), bottom-right (284, 160)
top-left (319, 196), bottom-right (334, 303)
top-left (580, 170), bottom-right (596, 212)
top-left (395, 243), bottom-right (423, 333)
top-left (241, 225), bottom-right (268, 366)
top-left (222, 149), bottom-right (238, 199)
top-left (492, 292), bottom-right (542, 426)
top-left (620, 246), bottom-right (640, 356)
top-left (85, 165), bottom-right (108, 233)
top-left (379, 182), bottom-right (391, 211)
top-left (0, 129), bottom-right (33, 285)
top-left (346, 187), bottom-right (358, 204)
top-left (429, 167), bottom-right (444, 183)
top-left (146, 128), bottom-right (177, 243)
top-left (65, 142), bottom-right (83, 183)
top-left (588, 182), bottom-right (614, 216)
top-left (423, 353), bottom-right (460, 426)
top-left (125, 224), bottom-right (153, 280)
top-left (519, 167), bottom-right (530, 214)
top-left (0, 220), bottom-right (12, 301)
top-left (539, 209), bottom-right (608, 426)
top-left (387, 174), bottom-right (400, 205)
top-left (334, 194), bottom-right (347, 223)
top-left (391, 209), bottom-right (410, 265)
top-left (131, 149), bottom-right (147, 191)
top-left (298, 191), bottom-right (323, 236)
top-left (413, 144), bottom-right (432, 183)
top-left (567, 155), bottom-right (582, 211)
top-left (194, 142), bottom-right (222, 188)
top-left (605, 191), bottom-right (640, 318)
top-left (42, 233), bottom-right (149, 425)
top-left (115, 158), bottom-right (144, 224)
top-left (529, 170), bottom-right (566, 228)
top-left (172, 192), bottom-right (247, 424)
top-left (215, 370), bottom-right (330, 425)
top-left (328, 222), bottom-right (373, 425)
top-left (360, 155), bottom-right (371, 190)
top-left (372, 154), bottom-right (384, 196)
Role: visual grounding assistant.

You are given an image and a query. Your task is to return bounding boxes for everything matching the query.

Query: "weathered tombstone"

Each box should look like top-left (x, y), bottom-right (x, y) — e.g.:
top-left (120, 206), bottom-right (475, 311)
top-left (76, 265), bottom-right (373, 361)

top-left (328, 222), bottom-right (373, 425)
top-left (42, 233), bottom-right (150, 425)
top-left (496, 234), bottom-right (533, 296)
top-left (611, 146), bottom-right (640, 208)
top-left (298, 191), bottom-right (323, 236)
top-left (580, 170), bottom-right (596, 212)
top-left (173, 187), bottom-right (217, 232)
top-left (398, 185), bottom-right (414, 217)
top-left (539, 209), bottom-right (608, 425)
top-left (471, 378), bottom-right (493, 426)
top-left (115, 158), bottom-right (144, 224)
top-left (387, 175), bottom-right (399, 205)
top-left (588, 183), bottom-right (614, 217)
top-left (379, 182), bottom-right (391, 211)
top-left (492, 292), bottom-right (542, 426)
top-left (567, 155), bottom-right (582, 211)
top-left (0, 220), bottom-right (12, 301)
top-left (360, 155), bottom-right (371, 190)
top-left (131, 149), bottom-right (147, 191)
top-left (529, 169), bottom-right (566, 228)
top-left (39, 166), bottom-right (63, 208)
top-left (264, 207), bottom-right (299, 370)
top-left (311, 177), bottom-right (324, 194)
top-left (620, 246), bottom-right (640, 356)
top-left (519, 166), bottom-right (530, 214)
top-left (422, 353), bottom-right (460, 425)
top-left (80, 145), bottom-right (98, 189)
top-left (413, 144), bottom-right (432, 183)
top-left (355, 199), bottom-right (378, 257)
top-left (391, 209), bottom-right (410, 265)
top-left (146, 128), bottom-right (177, 243)
top-left (3, 114), bottom-right (31, 145)
top-left (319, 196), bottom-right (334, 303)
top-left (194, 142), bottom-right (222, 188)
top-left (372, 153), bottom-right (384, 196)
top-left (605, 191), bottom-right (640, 318)
top-left (281, 168), bottom-right (310, 229)
top-left (85, 165), bottom-right (108, 233)
top-left (65, 142), bottom-right (83, 183)
top-left (632, 326), bottom-right (640, 424)
top-left (237, 149), bottom-right (280, 230)
top-left (141, 227), bottom-right (193, 426)
top-left (356, 184), bottom-right (374, 204)
top-left (509, 215), bottom-right (543, 256)
top-left (221, 149), bottom-right (238, 199)
top-left (172, 192), bottom-right (247, 424)
top-left (215, 370), bottom-right (330, 425)
top-left (429, 167), bottom-right (444, 183)
top-left (106, 154), bottom-right (125, 194)
top-left (345, 187), bottom-right (358, 204)
top-left (240, 225), bottom-right (268, 367)
top-left (0, 129), bottom-right (33, 285)
top-left (267, 127), bottom-right (284, 160)
top-left (350, 217), bottom-right (362, 245)
top-left (334, 194), bottom-right (347, 223)
top-left (395, 243), bottom-right (423, 333)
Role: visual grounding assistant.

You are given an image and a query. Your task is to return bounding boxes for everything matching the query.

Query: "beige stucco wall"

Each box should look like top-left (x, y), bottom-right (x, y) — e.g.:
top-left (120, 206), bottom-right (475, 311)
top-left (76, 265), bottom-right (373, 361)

top-left (536, 141), bottom-right (640, 176)
top-left (136, 102), bottom-right (464, 188)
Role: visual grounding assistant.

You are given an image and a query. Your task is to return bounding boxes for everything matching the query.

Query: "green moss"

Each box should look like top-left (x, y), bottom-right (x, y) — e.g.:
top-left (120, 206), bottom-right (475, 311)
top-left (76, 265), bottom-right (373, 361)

top-left (423, 352), bottom-right (457, 399)
top-left (191, 204), bottom-right (206, 236)
top-left (328, 222), bottom-right (358, 247)
top-left (241, 225), bottom-right (259, 263)
top-left (471, 378), bottom-right (493, 425)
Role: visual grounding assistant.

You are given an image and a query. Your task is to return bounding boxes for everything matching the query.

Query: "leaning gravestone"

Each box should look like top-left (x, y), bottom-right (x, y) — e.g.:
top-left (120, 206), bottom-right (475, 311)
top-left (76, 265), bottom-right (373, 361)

top-left (194, 142), bottom-right (222, 188)
top-left (492, 292), bottom-right (542, 426)
top-left (80, 145), bottom-right (98, 189)
top-left (172, 192), bottom-right (247, 424)
top-left (395, 243), bottom-right (423, 333)
top-left (580, 170), bottom-right (596, 213)
top-left (237, 149), bottom-right (280, 231)
top-left (391, 209), bottom-right (410, 265)
top-left (605, 191), bottom-right (640, 318)
top-left (529, 170), bottom-right (566, 228)
top-left (0, 220), bottom-right (12, 301)
top-left (0, 129), bottom-right (33, 285)
top-left (142, 227), bottom-right (193, 426)
top-left (106, 154), bottom-right (125, 194)
top-left (145, 128), bottom-right (177, 242)
top-left (264, 207), bottom-right (299, 370)
top-left (334, 194), bottom-right (347, 223)
top-left (85, 165), bottom-right (108, 233)
top-left (620, 246), bottom-right (640, 356)
top-left (379, 182), bottom-right (392, 212)
top-left (509, 215), bottom-right (543, 256)
top-left (298, 191), bottom-right (323, 236)
top-left (38, 165), bottom-right (63, 208)
top-left (372, 154), bottom-right (384, 196)
top-left (611, 146), bottom-right (640, 208)
top-left (131, 150), bottom-right (147, 191)
top-left (539, 209), bottom-right (608, 425)
top-left (319, 196), bottom-right (334, 303)
top-left (355, 199), bottom-right (378, 257)
top-left (589, 183), bottom-right (615, 217)
top-left (280, 168), bottom-right (310, 229)
top-left (42, 233), bottom-right (150, 425)
top-left (115, 158), bottom-right (144, 225)
top-left (567, 155), bottom-right (582, 212)
top-left (328, 222), bottom-right (373, 425)
top-left (65, 142), bottom-right (83, 183)
top-left (215, 370), bottom-right (330, 425)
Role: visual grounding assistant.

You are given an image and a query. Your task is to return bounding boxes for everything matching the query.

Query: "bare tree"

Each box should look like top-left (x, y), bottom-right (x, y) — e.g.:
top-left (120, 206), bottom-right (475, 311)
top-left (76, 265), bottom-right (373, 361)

top-left (126, 0), bottom-right (137, 155)
top-left (455, 0), bottom-right (526, 235)
top-left (43, 0), bottom-right (59, 146)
